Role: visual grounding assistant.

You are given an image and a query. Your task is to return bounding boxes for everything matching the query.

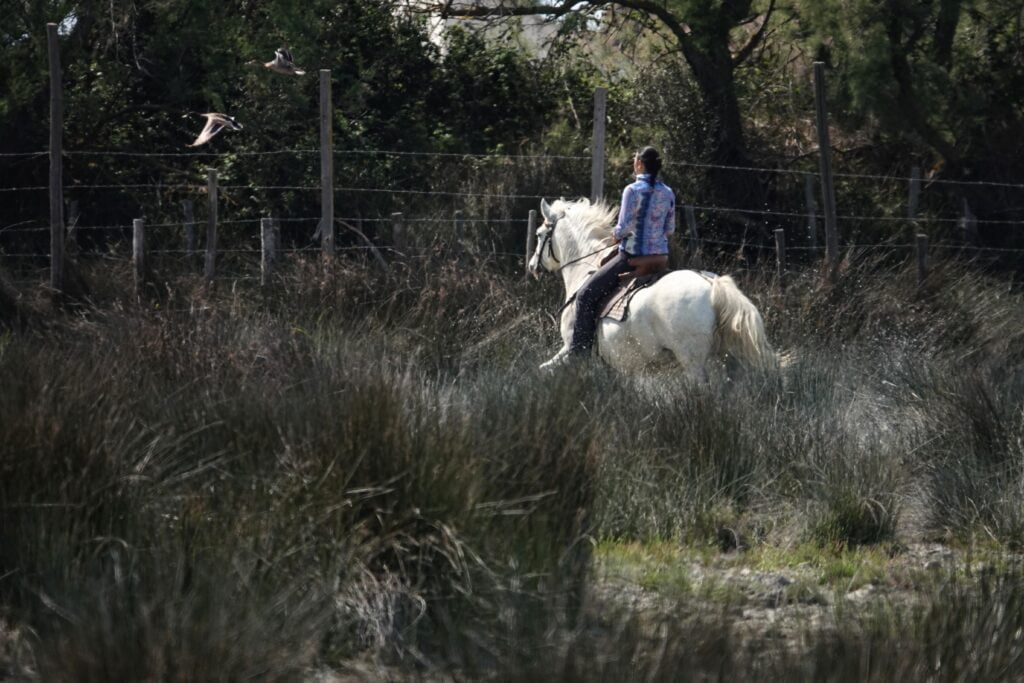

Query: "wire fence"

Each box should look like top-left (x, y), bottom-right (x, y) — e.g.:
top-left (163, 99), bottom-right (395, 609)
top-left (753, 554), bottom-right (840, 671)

top-left (4, 145), bottom-right (1023, 217)
top-left (7, 144), bottom-right (1024, 185)
top-left (5, 142), bottom-right (1024, 294)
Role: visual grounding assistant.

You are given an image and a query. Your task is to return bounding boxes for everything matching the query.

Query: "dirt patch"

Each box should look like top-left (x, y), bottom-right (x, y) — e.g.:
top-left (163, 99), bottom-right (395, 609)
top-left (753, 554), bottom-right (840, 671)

top-left (592, 541), bottom-right (979, 650)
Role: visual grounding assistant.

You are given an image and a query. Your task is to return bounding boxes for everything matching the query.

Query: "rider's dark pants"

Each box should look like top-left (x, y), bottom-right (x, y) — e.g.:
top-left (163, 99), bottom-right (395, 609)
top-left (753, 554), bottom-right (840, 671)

top-left (570, 250), bottom-right (633, 354)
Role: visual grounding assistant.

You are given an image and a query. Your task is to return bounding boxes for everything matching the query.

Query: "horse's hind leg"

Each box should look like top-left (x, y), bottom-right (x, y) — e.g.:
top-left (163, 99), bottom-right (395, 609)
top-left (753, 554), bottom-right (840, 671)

top-left (667, 333), bottom-right (713, 383)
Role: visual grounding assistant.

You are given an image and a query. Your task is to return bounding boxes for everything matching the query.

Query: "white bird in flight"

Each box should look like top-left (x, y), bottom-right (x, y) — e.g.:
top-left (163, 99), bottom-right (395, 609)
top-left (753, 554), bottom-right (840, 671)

top-left (262, 48), bottom-right (306, 76)
top-left (186, 112), bottom-right (242, 147)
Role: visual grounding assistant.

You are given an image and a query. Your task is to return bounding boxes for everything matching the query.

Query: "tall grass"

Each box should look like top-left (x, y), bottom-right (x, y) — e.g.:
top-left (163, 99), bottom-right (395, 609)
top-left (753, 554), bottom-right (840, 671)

top-left (2, 248), bottom-right (1024, 677)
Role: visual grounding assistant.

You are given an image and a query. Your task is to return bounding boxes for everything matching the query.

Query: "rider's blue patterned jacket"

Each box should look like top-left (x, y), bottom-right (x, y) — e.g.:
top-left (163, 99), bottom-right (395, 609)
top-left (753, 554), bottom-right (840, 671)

top-left (613, 173), bottom-right (676, 256)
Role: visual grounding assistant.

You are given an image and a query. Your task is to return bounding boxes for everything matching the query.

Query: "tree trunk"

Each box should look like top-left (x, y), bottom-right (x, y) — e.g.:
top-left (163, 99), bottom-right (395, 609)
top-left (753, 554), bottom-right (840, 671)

top-left (681, 37), bottom-right (770, 243)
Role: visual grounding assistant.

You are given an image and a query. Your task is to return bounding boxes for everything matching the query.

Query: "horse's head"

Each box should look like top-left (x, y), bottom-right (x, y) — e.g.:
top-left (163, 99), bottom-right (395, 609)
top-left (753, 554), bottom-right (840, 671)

top-left (528, 198), bottom-right (562, 277)
top-left (528, 197), bottom-right (589, 278)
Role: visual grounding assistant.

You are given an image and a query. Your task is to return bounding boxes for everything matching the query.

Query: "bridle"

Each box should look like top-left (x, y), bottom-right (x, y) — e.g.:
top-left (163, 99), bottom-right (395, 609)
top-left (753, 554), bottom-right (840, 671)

top-left (537, 217), bottom-right (616, 273)
top-left (537, 218), bottom-right (560, 266)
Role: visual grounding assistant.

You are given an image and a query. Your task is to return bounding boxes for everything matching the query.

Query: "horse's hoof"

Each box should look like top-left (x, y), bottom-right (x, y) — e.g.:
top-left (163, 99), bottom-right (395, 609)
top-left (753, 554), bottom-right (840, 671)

top-left (539, 356), bottom-right (566, 372)
top-left (539, 351), bottom-right (579, 371)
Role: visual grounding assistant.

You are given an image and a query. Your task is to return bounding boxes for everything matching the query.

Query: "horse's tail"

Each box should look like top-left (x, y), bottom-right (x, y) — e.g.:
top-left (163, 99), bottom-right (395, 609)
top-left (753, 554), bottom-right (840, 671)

top-left (710, 275), bottom-right (776, 369)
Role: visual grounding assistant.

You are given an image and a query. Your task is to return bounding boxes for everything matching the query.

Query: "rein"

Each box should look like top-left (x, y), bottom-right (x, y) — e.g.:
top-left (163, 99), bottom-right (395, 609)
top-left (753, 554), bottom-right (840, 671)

top-left (556, 244), bottom-right (617, 271)
top-left (539, 220), bottom-right (617, 272)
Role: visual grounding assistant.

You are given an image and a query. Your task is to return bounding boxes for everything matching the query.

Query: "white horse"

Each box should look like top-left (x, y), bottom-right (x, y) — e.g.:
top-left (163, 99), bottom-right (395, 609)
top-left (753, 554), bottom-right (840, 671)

top-left (528, 198), bottom-right (776, 380)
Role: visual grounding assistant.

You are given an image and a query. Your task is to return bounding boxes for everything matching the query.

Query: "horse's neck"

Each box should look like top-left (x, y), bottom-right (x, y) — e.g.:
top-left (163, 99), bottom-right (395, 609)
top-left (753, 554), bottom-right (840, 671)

top-left (561, 263), bottom-right (595, 300)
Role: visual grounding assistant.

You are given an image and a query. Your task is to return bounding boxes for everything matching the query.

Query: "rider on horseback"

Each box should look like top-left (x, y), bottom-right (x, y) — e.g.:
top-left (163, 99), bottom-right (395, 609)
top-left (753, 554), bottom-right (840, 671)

top-left (542, 146), bottom-right (676, 369)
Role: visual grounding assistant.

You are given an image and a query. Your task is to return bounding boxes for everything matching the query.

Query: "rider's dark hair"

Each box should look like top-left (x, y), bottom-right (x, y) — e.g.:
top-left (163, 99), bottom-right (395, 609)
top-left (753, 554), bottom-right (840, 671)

top-left (636, 146), bottom-right (662, 185)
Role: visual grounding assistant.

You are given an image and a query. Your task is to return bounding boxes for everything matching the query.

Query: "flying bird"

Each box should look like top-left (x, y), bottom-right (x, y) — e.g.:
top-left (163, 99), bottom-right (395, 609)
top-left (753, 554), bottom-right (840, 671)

top-left (924, 159), bottom-right (945, 188)
top-left (262, 48), bottom-right (306, 76)
top-left (186, 112), bottom-right (242, 147)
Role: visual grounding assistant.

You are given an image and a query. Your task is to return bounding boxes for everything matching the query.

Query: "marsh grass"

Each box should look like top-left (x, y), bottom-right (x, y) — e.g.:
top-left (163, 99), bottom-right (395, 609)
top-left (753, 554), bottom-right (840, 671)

top-left (898, 363), bottom-right (1024, 546)
top-left (3, 249), bottom-right (1024, 677)
top-left (437, 564), bottom-right (1024, 682)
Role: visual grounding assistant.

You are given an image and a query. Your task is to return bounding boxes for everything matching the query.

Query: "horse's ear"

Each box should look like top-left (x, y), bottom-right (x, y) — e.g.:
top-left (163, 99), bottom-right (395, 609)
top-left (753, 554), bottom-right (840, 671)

top-left (540, 198), bottom-right (553, 222)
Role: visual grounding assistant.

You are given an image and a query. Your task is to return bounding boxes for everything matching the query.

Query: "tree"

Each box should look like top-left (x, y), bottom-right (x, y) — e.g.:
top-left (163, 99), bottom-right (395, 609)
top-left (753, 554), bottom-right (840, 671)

top-left (417, 0), bottom-right (777, 211)
top-left (795, 0), bottom-right (1024, 236)
top-left (795, 0), bottom-right (963, 165)
top-left (0, 0), bottom-right (591, 244)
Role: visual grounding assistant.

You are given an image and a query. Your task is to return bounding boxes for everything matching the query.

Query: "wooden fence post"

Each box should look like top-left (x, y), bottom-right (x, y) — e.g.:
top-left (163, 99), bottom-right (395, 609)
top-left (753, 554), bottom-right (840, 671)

top-left (685, 205), bottom-right (701, 255)
top-left (66, 200), bottom-right (79, 254)
top-left (590, 87), bottom-right (607, 202)
top-left (182, 199), bottom-right (196, 256)
top-left (261, 217), bottom-right (275, 289)
top-left (66, 200), bottom-right (78, 232)
top-left (391, 212), bottom-right (404, 259)
top-left (319, 69), bottom-right (335, 257)
top-left (916, 233), bottom-right (929, 287)
top-left (205, 169), bottom-right (218, 282)
top-left (453, 209), bottom-right (464, 254)
top-left (47, 23), bottom-right (64, 293)
top-left (813, 62), bottom-right (839, 282)
top-left (774, 228), bottom-right (786, 290)
top-left (907, 165), bottom-right (922, 220)
top-left (132, 218), bottom-right (145, 299)
top-left (273, 218), bottom-right (281, 259)
top-left (804, 174), bottom-right (818, 250)
top-left (526, 209), bottom-right (537, 277)
top-left (961, 199), bottom-right (977, 245)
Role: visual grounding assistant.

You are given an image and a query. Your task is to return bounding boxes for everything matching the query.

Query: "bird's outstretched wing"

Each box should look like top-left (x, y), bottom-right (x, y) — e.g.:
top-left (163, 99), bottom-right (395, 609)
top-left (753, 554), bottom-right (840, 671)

top-left (187, 113), bottom-right (240, 147)
top-left (187, 117), bottom-right (221, 147)
top-left (268, 47), bottom-right (305, 75)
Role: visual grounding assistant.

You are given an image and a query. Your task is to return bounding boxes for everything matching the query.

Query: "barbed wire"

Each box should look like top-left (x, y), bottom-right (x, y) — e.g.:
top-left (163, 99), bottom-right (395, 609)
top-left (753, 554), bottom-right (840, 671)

top-left (667, 159), bottom-right (1024, 190)
top-left (332, 185), bottom-right (547, 200)
top-left (339, 216), bottom-right (522, 223)
top-left (220, 184), bottom-right (318, 191)
top-left (0, 216), bottom-right (525, 235)
top-left (929, 242), bottom-right (1024, 253)
top-left (64, 149), bottom-right (318, 158)
top-left (691, 204), bottom-right (1023, 226)
top-left (679, 159), bottom-right (1024, 190)
top-left (689, 236), bottom-right (1024, 254)
top-left (679, 161), bottom-right (812, 178)
top-left (8, 145), bottom-right (1024, 190)
top-left (332, 149), bottom-right (590, 161)
top-left (65, 183), bottom-right (203, 191)
top-left (831, 170), bottom-right (1024, 190)
top-left (1, 153), bottom-right (1023, 236)
top-left (8, 237), bottom-right (1024, 260)
top-left (0, 179), bottom-right (1019, 227)
top-left (0, 182), bottom-right (547, 197)
top-left (56, 147), bottom-right (590, 161)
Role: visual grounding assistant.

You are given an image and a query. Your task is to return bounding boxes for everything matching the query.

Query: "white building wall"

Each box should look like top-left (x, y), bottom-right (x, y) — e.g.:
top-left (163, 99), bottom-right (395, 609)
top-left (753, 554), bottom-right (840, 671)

top-left (402, 0), bottom-right (560, 57)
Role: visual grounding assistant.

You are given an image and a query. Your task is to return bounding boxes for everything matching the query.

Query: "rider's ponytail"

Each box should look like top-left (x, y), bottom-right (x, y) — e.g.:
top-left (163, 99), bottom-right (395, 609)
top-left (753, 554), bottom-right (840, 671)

top-left (637, 146), bottom-right (662, 185)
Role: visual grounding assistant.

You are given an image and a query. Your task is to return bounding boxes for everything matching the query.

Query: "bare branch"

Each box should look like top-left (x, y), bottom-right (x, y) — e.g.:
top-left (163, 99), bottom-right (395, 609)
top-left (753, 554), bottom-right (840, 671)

top-left (425, 0), bottom-right (584, 19)
top-left (732, 0), bottom-right (775, 67)
top-left (429, 1), bottom-right (694, 50)
top-left (611, 0), bottom-right (693, 47)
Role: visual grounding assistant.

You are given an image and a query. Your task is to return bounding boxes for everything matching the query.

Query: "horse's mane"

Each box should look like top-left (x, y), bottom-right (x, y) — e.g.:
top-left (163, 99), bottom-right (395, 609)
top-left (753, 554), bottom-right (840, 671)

top-left (560, 199), bottom-right (618, 246)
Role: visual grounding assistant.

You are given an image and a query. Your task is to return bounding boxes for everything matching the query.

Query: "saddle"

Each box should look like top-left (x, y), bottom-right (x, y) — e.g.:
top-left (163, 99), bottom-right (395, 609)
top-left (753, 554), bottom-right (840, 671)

top-left (621, 254), bottom-right (669, 280)
top-left (600, 255), bottom-right (672, 322)
top-left (559, 257), bottom-right (714, 324)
